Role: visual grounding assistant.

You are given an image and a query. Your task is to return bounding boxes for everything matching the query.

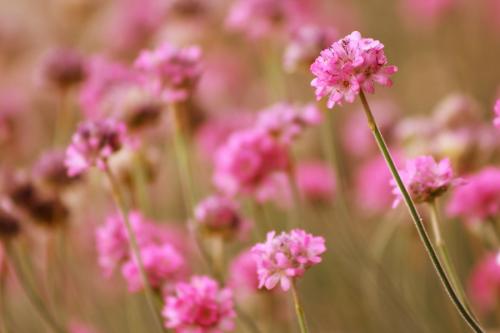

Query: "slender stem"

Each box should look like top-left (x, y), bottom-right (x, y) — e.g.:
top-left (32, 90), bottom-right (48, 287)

top-left (103, 166), bottom-right (166, 333)
top-left (358, 90), bottom-right (484, 333)
top-left (6, 243), bottom-right (66, 333)
top-left (291, 280), bottom-right (309, 333)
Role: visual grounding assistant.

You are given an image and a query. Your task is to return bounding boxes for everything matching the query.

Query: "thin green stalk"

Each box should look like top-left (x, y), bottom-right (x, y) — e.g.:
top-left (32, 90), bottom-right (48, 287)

top-left (358, 90), bottom-right (484, 333)
top-left (291, 280), bottom-right (309, 333)
top-left (103, 166), bottom-right (166, 333)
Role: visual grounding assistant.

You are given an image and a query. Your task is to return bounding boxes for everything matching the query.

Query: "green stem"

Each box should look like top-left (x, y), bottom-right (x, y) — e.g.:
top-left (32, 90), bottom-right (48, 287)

top-left (291, 280), bottom-right (309, 333)
top-left (358, 90), bottom-right (484, 333)
top-left (103, 166), bottom-right (166, 333)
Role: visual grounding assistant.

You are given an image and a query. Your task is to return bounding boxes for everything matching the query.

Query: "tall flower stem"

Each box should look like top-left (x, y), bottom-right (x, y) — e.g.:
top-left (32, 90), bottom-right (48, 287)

top-left (358, 90), bottom-right (484, 333)
top-left (291, 280), bottom-right (309, 333)
top-left (103, 166), bottom-right (166, 333)
top-left (6, 243), bottom-right (67, 333)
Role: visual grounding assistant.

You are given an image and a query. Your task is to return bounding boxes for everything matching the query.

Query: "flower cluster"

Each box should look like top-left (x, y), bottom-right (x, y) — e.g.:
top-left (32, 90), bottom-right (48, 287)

top-left (65, 119), bottom-right (128, 177)
top-left (162, 276), bottom-right (236, 333)
top-left (494, 99), bottom-right (500, 128)
top-left (468, 251), bottom-right (500, 313)
top-left (310, 31), bottom-right (398, 108)
top-left (251, 229), bottom-right (326, 291)
top-left (40, 47), bottom-right (87, 89)
top-left (392, 155), bottom-right (459, 207)
top-left (193, 195), bottom-right (245, 238)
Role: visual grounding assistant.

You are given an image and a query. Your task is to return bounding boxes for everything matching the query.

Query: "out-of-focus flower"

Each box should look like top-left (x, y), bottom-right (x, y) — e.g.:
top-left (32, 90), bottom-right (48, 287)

top-left (494, 99), bottom-right (500, 128)
top-left (162, 276), bottom-right (236, 333)
top-left (193, 195), bottom-right (245, 238)
top-left (26, 197), bottom-right (69, 228)
top-left (468, 251), bottom-right (500, 313)
top-left (256, 103), bottom-right (322, 144)
top-left (252, 229), bottom-right (326, 291)
top-left (33, 149), bottom-right (81, 189)
top-left (122, 243), bottom-right (185, 292)
top-left (447, 167), bottom-right (500, 224)
top-left (400, 0), bottom-right (455, 26)
top-left (39, 48), bottom-right (87, 89)
top-left (284, 25), bottom-right (337, 73)
top-left (310, 31), bottom-right (397, 108)
top-left (65, 119), bottom-right (128, 177)
top-left (213, 129), bottom-right (290, 199)
top-left (134, 42), bottom-right (202, 103)
top-left (228, 249), bottom-right (259, 294)
top-left (392, 156), bottom-right (459, 207)
top-left (0, 206), bottom-right (20, 240)
top-left (295, 161), bottom-right (335, 203)
top-left (68, 321), bottom-right (99, 333)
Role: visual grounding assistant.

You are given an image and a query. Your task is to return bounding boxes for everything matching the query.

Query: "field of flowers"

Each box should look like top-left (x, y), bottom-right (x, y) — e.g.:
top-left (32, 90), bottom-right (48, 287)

top-left (0, 0), bottom-right (499, 332)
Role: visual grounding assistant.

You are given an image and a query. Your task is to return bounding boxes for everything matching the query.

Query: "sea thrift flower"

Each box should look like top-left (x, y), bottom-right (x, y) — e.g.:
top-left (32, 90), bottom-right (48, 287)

top-left (33, 149), bottom-right (80, 189)
top-left (193, 195), bottom-right (245, 238)
top-left (401, 0), bottom-right (455, 26)
top-left (468, 251), bottom-right (500, 313)
top-left (256, 103), bottom-right (322, 144)
top-left (310, 31), bottom-right (398, 108)
top-left (162, 276), bottom-right (236, 333)
top-left (494, 99), bottom-right (500, 128)
top-left (228, 249), bottom-right (259, 293)
top-left (213, 129), bottom-right (290, 198)
top-left (296, 161), bottom-right (335, 203)
top-left (134, 42), bottom-right (202, 103)
top-left (40, 47), bottom-right (87, 89)
top-left (447, 167), bottom-right (500, 223)
top-left (252, 229), bottom-right (326, 291)
top-left (65, 119), bottom-right (128, 177)
top-left (392, 156), bottom-right (458, 207)
top-left (122, 243), bottom-right (185, 292)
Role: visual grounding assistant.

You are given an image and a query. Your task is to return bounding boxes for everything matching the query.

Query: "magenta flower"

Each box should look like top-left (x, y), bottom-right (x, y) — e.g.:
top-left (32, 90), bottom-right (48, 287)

top-left (494, 99), bottom-right (500, 128)
top-left (447, 167), bottom-right (500, 224)
top-left (251, 229), bottom-right (326, 291)
top-left (392, 156), bottom-right (459, 207)
top-left (65, 119), bottom-right (128, 177)
top-left (256, 103), bottom-right (322, 144)
top-left (228, 249), bottom-right (259, 294)
top-left (296, 161), bottom-right (336, 203)
top-left (134, 42), bottom-right (202, 103)
top-left (310, 31), bottom-right (398, 108)
top-left (468, 251), bottom-right (500, 313)
top-left (162, 276), bottom-right (236, 333)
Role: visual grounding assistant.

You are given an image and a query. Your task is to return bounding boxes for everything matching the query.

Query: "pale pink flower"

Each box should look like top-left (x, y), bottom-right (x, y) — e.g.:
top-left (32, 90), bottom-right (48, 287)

top-left (65, 119), bottom-right (128, 177)
top-left (39, 47), bottom-right (87, 89)
top-left (134, 42), bottom-right (202, 102)
top-left (400, 0), bottom-right (455, 26)
top-left (447, 167), bottom-right (500, 224)
top-left (193, 195), bottom-right (245, 237)
top-left (33, 149), bottom-right (80, 189)
top-left (310, 31), bottom-right (397, 108)
top-left (256, 103), bottom-right (322, 144)
top-left (392, 156), bottom-right (459, 207)
top-left (251, 229), bottom-right (326, 291)
top-left (494, 99), bottom-right (500, 128)
top-left (68, 321), bottom-right (99, 333)
top-left (122, 243), bottom-right (185, 292)
top-left (296, 161), bottom-right (335, 203)
top-left (162, 276), bottom-right (236, 333)
top-left (228, 249), bottom-right (259, 294)
top-left (468, 251), bottom-right (500, 313)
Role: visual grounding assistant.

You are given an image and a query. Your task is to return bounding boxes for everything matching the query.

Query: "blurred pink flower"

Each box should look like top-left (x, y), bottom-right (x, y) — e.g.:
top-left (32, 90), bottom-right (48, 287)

top-left (193, 195), bottom-right (245, 238)
top-left (65, 119), bottom-right (128, 177)
top-left (400, 0), bottom-right (455, 26)
top-left (296, 161), bottom-right (335, 203)
top-left (468, 251), bottom-right (500, 313)
top-left (122, 243), bottom-right (185, 292)
top-left (228, 249), bottom-right (259, 294)
top-left (392, 156), bottom-right (459, 207)
top-left (162, 276), bottom-right (236, 333)
top-left (447, 167), bottom-right (500, 224)
top-left (213, 129), bottom-right (290, 199)
top-left (252, 229), bottom-right (326, 291)
top-left (39, 47), bottom-right (87, 89)
top-left (134, 42), bottom-right (202, 103)
top-left (68, 321), bottom-right (99, 333)
top-left (310, 31), bottom-right (397, 108)
top-left (33, 149), bottom-right (80, 189)
top-left (494, 99), bottom-right (500, 128)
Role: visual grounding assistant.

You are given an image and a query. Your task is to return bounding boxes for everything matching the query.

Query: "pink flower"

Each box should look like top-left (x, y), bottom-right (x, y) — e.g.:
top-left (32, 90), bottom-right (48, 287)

top-left (228, 249), bottom-right (259, 294)
top-left (65, 119), bottom-right (128, 177)
top-left (122, 243), bottom-right (185, 292)
top-left (400, 0), bottom-right (455, 26)
top-left (33, 149), bottom-right (80, 189)
top-left (134, 42), bottom-right (202, 103)
top-left (251, 229), bottom-right (326, 291)
top-left (193, 195), bottom-right (246, 238)
top-left (310, 31), bottom-right (398, 108)
top-left (295, 161), bottom-right (336, 203)
top-left (447, 167), bottom-right (500, 223)
top-left (68, 321), bottom-right (99, 333)
top-left (256, 103), bottom-right (322, 144)
top-left (468, 251), bottom-right (500, 313)
top-left (494, 99), bottom-right (500, 128)
top-left (392, 156), bottom-right (459, 207)
top-left (39, 47), bottom-right (87, 89)
top-left (162, 276), bottom-right (236, 333)
top-left (213, 129), bottom-right (290, 199)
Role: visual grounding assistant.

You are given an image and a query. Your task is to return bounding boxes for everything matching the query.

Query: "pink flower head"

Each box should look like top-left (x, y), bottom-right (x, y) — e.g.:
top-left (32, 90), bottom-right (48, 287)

top-left (40, 47), bottom-right (87, 89)
top-left (447, 167), bottom-right (500, 224)
top-left (33, 149), bottom-right (80, 189)
top-left (162, 276), bottom-right (236, 333)
top-left (401, 0), bottom-right (455, 26)
top-left (122, 243), bottom-right (185, 292)
top-left (134, 42), bottom-right (202, 103)
top-left (296, 161), bottom-right (336, 203)
top-left (310, 31), bottom-right (398, 108)
top-left (256, 103), bottom-right (322, 144)
top-left (468, 251), bottom-right (500, 313)
top-left (194, 195), bottom-right (245, 238)
top-left (68, 321), bottom-right (99, 333)
top-left (65, 119), bottom-right (128, 177)
top-left (251, 229), bottom-right (326, 291)
top-left (494, 99), bottom-right (500, 129)
top-left (213, 128), bottom-right (290, 199)
top-left (392, 155), bottom-right (459, 207)
top-left (228, 249), bottom-right (259, 294)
